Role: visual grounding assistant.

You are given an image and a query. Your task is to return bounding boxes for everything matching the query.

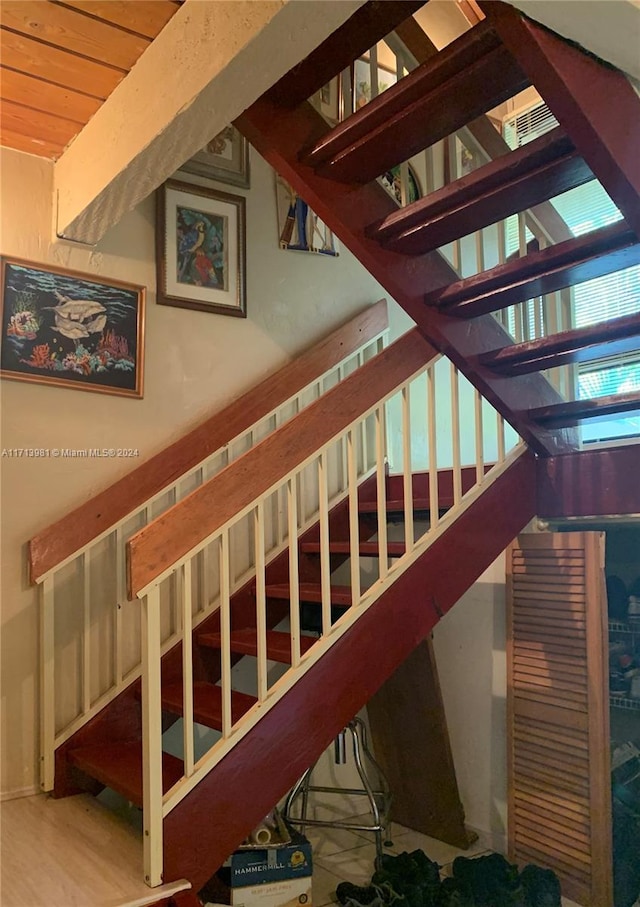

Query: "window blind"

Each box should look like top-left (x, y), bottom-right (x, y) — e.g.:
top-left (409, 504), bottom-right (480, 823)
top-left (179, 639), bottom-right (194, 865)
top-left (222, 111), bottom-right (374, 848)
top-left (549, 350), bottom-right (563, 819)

top-left (503, 101), bottom-right (640, 440)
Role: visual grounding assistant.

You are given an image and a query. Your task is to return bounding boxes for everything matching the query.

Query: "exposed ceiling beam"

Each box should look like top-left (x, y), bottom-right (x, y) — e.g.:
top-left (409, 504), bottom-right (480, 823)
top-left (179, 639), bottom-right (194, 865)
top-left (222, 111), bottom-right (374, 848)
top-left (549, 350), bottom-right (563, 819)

top-left (53, 0), bottom-right (367, 245)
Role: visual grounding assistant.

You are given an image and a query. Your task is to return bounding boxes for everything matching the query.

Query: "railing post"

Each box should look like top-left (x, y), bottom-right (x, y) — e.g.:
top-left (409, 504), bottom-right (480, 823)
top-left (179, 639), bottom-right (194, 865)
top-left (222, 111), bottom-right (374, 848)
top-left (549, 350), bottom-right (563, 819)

top-left (40, 576), bottom-right (55, 792)
top-left (141, 586), bottom-right (164, 888)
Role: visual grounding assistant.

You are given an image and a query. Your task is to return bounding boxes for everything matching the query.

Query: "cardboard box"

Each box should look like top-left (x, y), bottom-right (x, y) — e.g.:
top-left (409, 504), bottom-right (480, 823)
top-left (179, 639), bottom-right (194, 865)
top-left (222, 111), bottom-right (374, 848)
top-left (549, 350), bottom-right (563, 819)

top-left (227, 831), bottom-right (312, 888)
top-left (230, 875), bottom-right (311, 907)
top-left (201, 828), bottom-right (312, 907)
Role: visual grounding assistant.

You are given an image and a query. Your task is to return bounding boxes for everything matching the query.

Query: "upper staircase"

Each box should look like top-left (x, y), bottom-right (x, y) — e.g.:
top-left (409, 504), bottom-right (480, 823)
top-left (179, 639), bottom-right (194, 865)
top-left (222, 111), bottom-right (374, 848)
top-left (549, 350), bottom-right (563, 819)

top-left (236, 0), bottom-right (640, 456)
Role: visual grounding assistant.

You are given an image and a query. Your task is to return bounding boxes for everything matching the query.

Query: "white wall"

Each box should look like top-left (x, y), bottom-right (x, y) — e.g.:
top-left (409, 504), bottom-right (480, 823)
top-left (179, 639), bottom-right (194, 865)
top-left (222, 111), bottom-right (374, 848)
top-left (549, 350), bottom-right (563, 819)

top-left (432, 555), bottom-right (508, 853)
top-left (0, 144), bottom-right (398, 797)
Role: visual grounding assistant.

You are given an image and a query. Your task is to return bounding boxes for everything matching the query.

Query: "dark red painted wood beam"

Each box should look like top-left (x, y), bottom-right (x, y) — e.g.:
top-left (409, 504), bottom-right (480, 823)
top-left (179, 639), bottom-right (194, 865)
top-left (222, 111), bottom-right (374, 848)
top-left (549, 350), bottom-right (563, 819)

top-left (267, 1), bottom-right (426, 108)
top-left (537, 443), bottom-right (640, 518)
top-left (369, 128), bottom-right (592, 255)
top-left (236, 98), bottom-right (579, 455)
top-left (301, 21), bottom-right (529, 184)
top-left (484, 2), bottom-right (640, 240)
top-left (529, 391), bottom-right (640, 427)
top-left (162, 450), bottom-right (537, 891)
top-left (480, 311), bottom-right (640, 376)
top-left (427, 221), bottom-right (640, 317)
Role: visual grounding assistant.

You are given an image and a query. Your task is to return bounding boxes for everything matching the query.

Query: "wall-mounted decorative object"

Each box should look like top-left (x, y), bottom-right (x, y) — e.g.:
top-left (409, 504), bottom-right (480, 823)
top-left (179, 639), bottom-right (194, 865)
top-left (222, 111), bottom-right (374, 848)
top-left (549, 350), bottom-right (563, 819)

top-left (157, 179), bottom-right (247, 317)
top-left (380, 164), bottom-right (422, 207)
top-left (353, 56), bottom-right (397, 111)
top-left (180, 125), bottom-right (250, 188)
top-left (275, 175), bottom-right (339, 257)
top-left (312, 77), bottom-right (342, 126)
top-left (0, 257), bottom-right (145, 398)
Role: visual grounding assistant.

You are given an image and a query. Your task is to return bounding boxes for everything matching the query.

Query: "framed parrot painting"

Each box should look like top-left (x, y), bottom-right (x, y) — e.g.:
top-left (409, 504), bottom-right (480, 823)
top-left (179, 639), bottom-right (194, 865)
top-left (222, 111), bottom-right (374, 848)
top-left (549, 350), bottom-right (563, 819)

top-left (0, 257), bottom-right (145, 398)
top-left (156, 179), bottom-right (246, 317)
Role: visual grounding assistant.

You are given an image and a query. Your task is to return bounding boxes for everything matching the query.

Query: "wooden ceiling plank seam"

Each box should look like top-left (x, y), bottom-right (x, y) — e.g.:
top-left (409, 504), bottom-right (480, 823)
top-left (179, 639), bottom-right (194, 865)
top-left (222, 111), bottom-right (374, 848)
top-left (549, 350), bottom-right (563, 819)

top-left (0, 23), bottom-right (128, 74)
top-left (0, 61), bottom-right (105, 101)
top-left (0, 67), bottom-right (101, 124)
top-left (0, 0), bottom-right (149, 71)
top-left (0, 127), bottom-right (64, 158)
top-left (53, 0), bottom-right (180, 42)
top-left (1, 98), bottom-right (82, 147)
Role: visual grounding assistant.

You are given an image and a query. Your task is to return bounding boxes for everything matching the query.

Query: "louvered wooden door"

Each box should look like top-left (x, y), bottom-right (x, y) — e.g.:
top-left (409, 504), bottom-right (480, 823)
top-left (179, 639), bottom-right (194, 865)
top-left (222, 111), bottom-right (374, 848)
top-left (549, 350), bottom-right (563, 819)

top-left (507, 531), bottom-right (612, 907)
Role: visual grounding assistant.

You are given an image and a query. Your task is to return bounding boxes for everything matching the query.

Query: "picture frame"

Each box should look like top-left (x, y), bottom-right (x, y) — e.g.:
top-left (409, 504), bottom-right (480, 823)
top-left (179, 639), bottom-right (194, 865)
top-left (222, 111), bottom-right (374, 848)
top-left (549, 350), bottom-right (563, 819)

top-left (0, 257), bottom-right (145, 398)
top-left (275, 174), bottom-right (339, 257)
top-left (314, 77), bottom-right (342, 126)
top-left (179, 125), bottom-right (250, 189)
top-left (156, 179), bottom-right (247, 317)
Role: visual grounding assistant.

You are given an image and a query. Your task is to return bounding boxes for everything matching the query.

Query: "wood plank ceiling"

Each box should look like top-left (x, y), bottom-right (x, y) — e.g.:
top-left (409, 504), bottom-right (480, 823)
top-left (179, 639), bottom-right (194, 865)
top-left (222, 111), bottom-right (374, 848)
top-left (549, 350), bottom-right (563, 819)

top-left (0, 0), bottom-right (182, 160)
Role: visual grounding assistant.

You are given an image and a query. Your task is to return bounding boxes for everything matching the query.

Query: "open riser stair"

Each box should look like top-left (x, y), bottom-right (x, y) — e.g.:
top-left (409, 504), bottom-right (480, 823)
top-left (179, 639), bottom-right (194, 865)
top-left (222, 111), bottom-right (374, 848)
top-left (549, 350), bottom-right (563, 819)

top-left (237, 0), bottom-right (640, 454)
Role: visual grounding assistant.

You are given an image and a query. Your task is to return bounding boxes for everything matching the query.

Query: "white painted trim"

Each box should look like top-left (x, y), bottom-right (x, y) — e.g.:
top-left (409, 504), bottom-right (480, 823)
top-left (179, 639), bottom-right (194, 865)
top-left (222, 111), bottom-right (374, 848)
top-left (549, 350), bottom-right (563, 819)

top-left (0, 785), bottom-right (40, 802)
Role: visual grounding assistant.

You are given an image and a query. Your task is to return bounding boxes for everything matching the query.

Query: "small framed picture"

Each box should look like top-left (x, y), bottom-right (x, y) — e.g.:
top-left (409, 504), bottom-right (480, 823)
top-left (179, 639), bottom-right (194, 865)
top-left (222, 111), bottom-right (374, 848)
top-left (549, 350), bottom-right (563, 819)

top-left (156, 179), bottom-right (247, 317)
top-left (0, 257), bottom-right (145, 398)
top-left (179, 125), bottom-right (250, 188)
top-left (317, 78), bottom-right (342, 126)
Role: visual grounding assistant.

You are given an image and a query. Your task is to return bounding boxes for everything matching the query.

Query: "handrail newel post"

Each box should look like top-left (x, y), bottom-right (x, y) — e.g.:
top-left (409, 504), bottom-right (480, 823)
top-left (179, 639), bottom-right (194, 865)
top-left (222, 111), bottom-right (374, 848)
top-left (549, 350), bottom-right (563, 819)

top-left (40, 576), bottom-right (55, 792)
top-left (141, 586), bottom-right (164, 887)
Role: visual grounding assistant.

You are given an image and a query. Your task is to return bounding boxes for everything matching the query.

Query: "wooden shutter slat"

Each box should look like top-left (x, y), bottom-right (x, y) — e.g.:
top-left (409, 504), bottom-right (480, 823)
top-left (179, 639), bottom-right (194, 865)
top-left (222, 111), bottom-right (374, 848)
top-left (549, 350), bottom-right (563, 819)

top-left (507, 531), bottom-right (612, 907)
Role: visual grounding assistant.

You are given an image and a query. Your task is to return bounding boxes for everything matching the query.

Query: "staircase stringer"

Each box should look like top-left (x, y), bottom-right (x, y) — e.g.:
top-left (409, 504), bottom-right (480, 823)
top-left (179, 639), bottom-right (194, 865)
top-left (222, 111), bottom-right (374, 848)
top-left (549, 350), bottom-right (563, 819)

top-left (485, 2), bottom-right (640, 240)
top-left (162, 447), bottom-right (538, 890)
top-left (235, 98), bottom-right (578, 457)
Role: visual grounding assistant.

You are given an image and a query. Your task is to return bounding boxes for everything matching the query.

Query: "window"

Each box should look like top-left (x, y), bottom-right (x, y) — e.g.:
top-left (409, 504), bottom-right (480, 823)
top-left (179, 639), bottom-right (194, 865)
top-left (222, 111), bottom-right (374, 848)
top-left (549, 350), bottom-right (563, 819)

top-left (503, 102), bottom-right (640, 442)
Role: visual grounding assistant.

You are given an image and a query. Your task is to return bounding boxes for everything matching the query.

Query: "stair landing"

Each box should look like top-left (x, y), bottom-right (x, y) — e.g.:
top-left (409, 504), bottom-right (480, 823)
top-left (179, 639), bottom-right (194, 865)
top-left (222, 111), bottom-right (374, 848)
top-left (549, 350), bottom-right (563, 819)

top-left (0, 792), bottom-right (190, 907)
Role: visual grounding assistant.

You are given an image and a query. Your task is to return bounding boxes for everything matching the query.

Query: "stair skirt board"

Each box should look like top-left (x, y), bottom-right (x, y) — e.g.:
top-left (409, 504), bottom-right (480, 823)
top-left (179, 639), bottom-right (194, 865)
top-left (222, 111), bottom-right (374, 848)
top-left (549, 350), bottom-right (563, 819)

top-left (161, 450), bottom-right (537, 891)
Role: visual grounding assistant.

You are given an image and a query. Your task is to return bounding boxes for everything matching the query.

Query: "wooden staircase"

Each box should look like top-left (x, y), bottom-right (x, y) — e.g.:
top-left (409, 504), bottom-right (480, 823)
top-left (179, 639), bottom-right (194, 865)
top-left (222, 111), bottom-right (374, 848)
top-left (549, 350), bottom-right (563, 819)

top-left (33, 3), bottom-right (640, 902)
top-left (236, 0), bottom-right (640, 454)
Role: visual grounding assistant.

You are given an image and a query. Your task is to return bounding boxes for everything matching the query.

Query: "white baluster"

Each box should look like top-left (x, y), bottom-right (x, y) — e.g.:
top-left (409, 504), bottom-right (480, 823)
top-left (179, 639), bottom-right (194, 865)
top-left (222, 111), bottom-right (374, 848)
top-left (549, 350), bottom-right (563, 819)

top-left (287, 479), bottom-right (301, 668)
top-left (450, 364), bottom-right (462, 506)
top-left (347, 429), bottom-right (361, 606)
top-left (375, 405), bottom-right (388, 581)
top-left (254, 503), bottom-right (268, 702)
top-left (427, 365), bottom-right (439, 529)
top-left (318, 452), bottom-right (332, 635)
top-left (219, 532), bottom-right (232, 737)
top-left (181, 561), bottom-right (194, 777)
top-left (115, 527), bottom-right (124, 686)
top-left (82, 552), bottom-right (91, 712)
top-left (475, 388), bottom-right (485, 486)
top-left (402, 384), bottom-right (414, 554)
top-left (40, 576), bottom-right (55, 791)
top-left (497, 412), bottom-right (506, 464)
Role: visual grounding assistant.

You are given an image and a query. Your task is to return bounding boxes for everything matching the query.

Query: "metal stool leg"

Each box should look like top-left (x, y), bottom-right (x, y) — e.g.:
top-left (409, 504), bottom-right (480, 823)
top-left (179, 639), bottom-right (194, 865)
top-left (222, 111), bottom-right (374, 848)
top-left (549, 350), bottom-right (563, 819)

top-left (283, 716), bottom-right (392, 870)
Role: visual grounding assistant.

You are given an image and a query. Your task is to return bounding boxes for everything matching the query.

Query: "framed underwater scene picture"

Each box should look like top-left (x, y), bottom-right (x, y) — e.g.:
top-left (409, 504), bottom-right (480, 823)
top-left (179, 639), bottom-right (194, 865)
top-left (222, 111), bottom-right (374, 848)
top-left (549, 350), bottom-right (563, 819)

top-left (156, 179), bottom-right (247, 317)
top-left (0, 257), bottom-right (145, 398)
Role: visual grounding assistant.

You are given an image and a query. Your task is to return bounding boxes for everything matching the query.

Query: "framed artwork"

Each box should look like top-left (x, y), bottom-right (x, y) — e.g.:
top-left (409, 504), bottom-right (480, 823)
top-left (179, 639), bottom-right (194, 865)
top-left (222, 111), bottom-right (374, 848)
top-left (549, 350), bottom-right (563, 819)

top-left (180, 125), bottom-right (250, 188)
top-left (0, 257), bottom-right (145, 398)
top-left (380, 164), bottom-right (422, 207)
top-left (312, 77), bottom-right (342, 126)
top-left (353, 57), bottom-right (397, 112)
top-left (156, 179), bottom-right (247, 317)
top-left (275, 175), bottom-right (338, 257)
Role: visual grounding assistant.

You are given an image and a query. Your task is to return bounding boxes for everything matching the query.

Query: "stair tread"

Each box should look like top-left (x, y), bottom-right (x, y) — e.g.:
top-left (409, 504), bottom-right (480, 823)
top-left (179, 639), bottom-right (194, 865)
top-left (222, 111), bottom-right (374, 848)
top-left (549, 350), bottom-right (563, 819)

top-left (426, 220), bottom-right (640, 316)
top-left (162, 680), bottom-right (257, 730)
top-left (480, 311), bottom-right (640, 376)
top-left (529, 391), bottom-right (640, 427)
top-left (198, 628), bottom-right (317, 663)
top-left (300, 540), bottom-right (406, 557)
top-left (369, 128), bottom-right (593, 256)
top-left (265, 582), bottom-right (353, 605)
top-left (302, 21), bottom-right (528, 184)
top-left (359, 496), bottom-right (452, 513)
top-left (68, 741), bottom-right (183, 807)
